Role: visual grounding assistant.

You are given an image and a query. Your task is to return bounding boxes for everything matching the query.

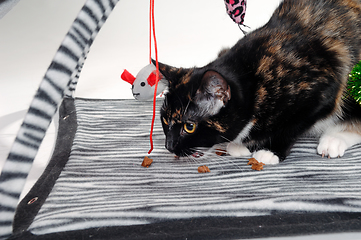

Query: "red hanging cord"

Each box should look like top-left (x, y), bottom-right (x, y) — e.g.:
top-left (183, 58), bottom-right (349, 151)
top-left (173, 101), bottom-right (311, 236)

top-left (148, 0), bottom-right (160, 154)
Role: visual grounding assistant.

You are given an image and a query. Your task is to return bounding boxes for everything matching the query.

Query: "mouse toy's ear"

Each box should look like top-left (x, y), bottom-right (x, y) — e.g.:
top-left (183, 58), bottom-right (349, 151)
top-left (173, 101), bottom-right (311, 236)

top-left (151, 59), bottom-right (191, 89)
top-left (194, 71), bottom-right (231, 117)
top-left (121, 69), bottom-right (136, 85)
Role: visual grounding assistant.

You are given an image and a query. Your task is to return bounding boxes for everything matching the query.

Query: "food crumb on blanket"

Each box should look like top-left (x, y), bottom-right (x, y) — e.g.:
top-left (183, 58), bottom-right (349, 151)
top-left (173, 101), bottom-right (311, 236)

top-left (247, 158), bottom-right (265, 171)
top-left (142, 156), bottom-right (153, 168)
top-left (198, 165), bottom-right (211, 173)
top-left (215, 148), bottom-right (227, 156)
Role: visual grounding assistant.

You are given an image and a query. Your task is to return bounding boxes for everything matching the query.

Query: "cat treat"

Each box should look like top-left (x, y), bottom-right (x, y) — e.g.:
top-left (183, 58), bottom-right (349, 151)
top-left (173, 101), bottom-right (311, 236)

top-left (251, 162), bottom-right (265, 171)
top-left (141, 156), bottom-right (153, 168)
top-left (198, 165), bottom-right (211, 173)
top-left (247, 158), bottom-right (265, 171)
top-left (215, 149), bottom-right (227, 156)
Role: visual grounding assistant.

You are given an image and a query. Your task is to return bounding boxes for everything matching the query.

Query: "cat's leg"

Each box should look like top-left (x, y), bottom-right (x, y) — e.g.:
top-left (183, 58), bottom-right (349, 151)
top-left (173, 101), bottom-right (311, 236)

top-left (227, 143), bottom-right (280, 164)
top-left (250, 135), bottom-right (295, 165)
top-left (227, 142), bottom-right (251, 157)
top-left (317, 124), bottom-right (361, 158)
top-left (227, 121), bottom-right (254, 157)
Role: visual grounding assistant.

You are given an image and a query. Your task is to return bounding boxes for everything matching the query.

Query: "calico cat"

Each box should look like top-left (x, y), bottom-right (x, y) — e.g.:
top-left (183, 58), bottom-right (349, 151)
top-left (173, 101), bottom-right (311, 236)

top-left (156, 0), bottom-right (361, 164)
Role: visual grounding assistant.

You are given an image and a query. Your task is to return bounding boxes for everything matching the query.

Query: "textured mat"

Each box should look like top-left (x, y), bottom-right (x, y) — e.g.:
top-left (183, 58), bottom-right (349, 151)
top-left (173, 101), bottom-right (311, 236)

top-left (13, 98), bottom-right (361, 239)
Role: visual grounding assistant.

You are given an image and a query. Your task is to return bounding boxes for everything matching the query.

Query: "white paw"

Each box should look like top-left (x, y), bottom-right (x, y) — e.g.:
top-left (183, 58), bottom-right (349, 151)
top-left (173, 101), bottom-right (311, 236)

top-left (317, 135), bottom-right (347, 158)
top-left (252, 150), bottom-right (279, 165)
top-left (227, 142), bottom-right (251, 157)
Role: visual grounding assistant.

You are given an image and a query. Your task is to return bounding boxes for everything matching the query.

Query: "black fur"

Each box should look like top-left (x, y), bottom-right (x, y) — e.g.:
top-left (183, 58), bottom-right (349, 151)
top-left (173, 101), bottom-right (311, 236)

top-left (157, 0), bottom-right (361, 160)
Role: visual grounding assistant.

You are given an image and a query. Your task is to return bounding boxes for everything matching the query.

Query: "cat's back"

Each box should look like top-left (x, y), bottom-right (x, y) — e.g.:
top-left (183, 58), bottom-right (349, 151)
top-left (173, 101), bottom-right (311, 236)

top-left (276, 0), bottom-right (361, 18)
top-left (273, 0), bottom-right (361, 38)
top-left (230, 0), bottom-right (361, 67)
top-left (240, 0), bottom-right (361, 83)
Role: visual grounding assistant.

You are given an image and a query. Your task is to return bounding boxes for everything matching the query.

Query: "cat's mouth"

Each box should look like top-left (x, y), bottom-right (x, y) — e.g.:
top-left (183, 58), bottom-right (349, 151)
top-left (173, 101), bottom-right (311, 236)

top-left (191, 152), bottom-right (204, 158)
top-left (165, 139), bottom-right (204, 158)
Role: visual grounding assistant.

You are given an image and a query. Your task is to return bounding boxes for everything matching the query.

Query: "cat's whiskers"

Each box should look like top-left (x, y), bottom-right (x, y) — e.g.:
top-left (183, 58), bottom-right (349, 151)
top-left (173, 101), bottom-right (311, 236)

top-left (189, 148), bottom-right (223, 172)
top-left (195, 146), bottom-right (244, 172)
top-left (183, 99), bottom-right (191, 116)
top-left (181, 148), bottom-right (203, 166)
top-left (220, 135), bottom-right (232, 143)
top-left (175, 147), bottom-right (245, 173)
top-left (174, 92), bottom-right (185, 110)
top-left (222, 155), bottom-right (244, 171)
top-left (201, 150), bottom-right (227, 172)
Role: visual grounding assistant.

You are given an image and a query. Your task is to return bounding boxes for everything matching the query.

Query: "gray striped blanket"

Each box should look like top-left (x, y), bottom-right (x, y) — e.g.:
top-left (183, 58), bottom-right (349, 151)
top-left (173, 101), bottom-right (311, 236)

top-left (15, 98), bottom-right (361, 238)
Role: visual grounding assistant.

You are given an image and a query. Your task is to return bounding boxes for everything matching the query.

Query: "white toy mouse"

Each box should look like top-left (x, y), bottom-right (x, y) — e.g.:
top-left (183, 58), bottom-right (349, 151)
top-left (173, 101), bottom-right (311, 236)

top-left (121, 63), bottom-right (168, 101)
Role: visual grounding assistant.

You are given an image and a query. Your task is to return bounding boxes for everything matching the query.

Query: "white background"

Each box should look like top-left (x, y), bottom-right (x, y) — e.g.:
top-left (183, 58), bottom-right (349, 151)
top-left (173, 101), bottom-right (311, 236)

top-left (1, 1), bottom-right (361, 239)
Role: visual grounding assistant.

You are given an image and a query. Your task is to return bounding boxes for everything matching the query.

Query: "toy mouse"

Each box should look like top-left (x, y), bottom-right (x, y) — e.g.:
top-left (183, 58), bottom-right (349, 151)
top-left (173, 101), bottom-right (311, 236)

top-left (121, 63), bottom-right (168, 101)
top-left (224, 0), bottom-right (249, 34)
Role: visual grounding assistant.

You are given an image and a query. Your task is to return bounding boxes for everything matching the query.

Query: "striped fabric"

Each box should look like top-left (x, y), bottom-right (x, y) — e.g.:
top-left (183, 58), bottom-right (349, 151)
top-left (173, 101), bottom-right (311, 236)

top-left (0, 1), bottom-right (119, 239)
top-left (28, 98), bottom-right (361, 236)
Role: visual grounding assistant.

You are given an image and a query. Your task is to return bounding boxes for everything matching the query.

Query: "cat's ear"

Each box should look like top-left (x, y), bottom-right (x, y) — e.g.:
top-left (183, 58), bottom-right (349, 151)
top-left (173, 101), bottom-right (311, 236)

top-left (151, 59), bottom-right (190, 88)
top-left (195, 71), bottom-right (231, 116)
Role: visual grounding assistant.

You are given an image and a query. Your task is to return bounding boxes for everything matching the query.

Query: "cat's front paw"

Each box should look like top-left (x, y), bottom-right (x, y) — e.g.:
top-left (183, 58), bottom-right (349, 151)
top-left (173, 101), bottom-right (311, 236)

top-left (317, 134), bottom-right (347, 158)
top-left (252, 150), bottom-right (279, 165)
top-left (227, 142), bottom-right (251, 157)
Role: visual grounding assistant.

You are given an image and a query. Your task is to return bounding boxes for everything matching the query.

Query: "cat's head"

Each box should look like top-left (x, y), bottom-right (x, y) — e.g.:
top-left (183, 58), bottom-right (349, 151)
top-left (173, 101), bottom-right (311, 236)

top-left (155, 61), bottom-right (234, 157)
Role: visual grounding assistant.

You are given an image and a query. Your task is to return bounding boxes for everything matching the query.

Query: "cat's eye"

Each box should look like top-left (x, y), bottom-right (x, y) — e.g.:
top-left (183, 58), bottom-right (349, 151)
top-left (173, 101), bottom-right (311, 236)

top-left (162, 117), bottom-right (169, 126)
top-left (183, 122), bottom-right (196, 134)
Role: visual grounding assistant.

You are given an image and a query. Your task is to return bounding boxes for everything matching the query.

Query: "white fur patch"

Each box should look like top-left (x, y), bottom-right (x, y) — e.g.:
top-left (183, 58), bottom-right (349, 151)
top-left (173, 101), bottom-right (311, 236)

top-left (317, 129), bottom-right (361, 158)
top-left (307, 115), bottom-right (340, 137)
top-left (227, 142), bottom-right (251, 157)
top-left (192, 98), bottom-right (225, 118)
top-left (252, 150), bottom-right (280, 165)
top-left (232, 120), bottom-right (255, 144)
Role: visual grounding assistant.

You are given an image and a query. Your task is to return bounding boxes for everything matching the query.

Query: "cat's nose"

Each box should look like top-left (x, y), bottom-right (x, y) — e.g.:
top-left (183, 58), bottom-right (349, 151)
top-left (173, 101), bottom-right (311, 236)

top-left (165, 139), bottom-right (176, 153)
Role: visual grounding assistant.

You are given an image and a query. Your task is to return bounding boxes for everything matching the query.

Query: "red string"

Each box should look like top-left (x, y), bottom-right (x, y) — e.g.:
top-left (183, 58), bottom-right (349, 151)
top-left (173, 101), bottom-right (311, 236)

top-left (148, 0), bottom-right (159, 154)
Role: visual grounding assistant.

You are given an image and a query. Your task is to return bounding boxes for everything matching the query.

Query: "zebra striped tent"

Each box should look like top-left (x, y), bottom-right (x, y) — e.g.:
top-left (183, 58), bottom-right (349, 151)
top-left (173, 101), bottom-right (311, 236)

top-left (0, 0), bottom-right (118, 238)
top-left (1, 0), bottom-right (361, 239)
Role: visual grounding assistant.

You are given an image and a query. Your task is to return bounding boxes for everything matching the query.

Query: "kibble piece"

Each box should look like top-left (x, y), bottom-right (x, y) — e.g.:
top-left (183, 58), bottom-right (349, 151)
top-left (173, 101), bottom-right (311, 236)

top-left (247, 158), bottom-right (259, 165)
top-left (251, 163), bottom-right (265, 171)
top-left (215, 149), bottom-right (227, 156)
top-left (141, 156), bottom-right (153, 168)
top-left (198, 165), bottom-right (211, 173)
top-left (247, 158), bottom-right (265, 171)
